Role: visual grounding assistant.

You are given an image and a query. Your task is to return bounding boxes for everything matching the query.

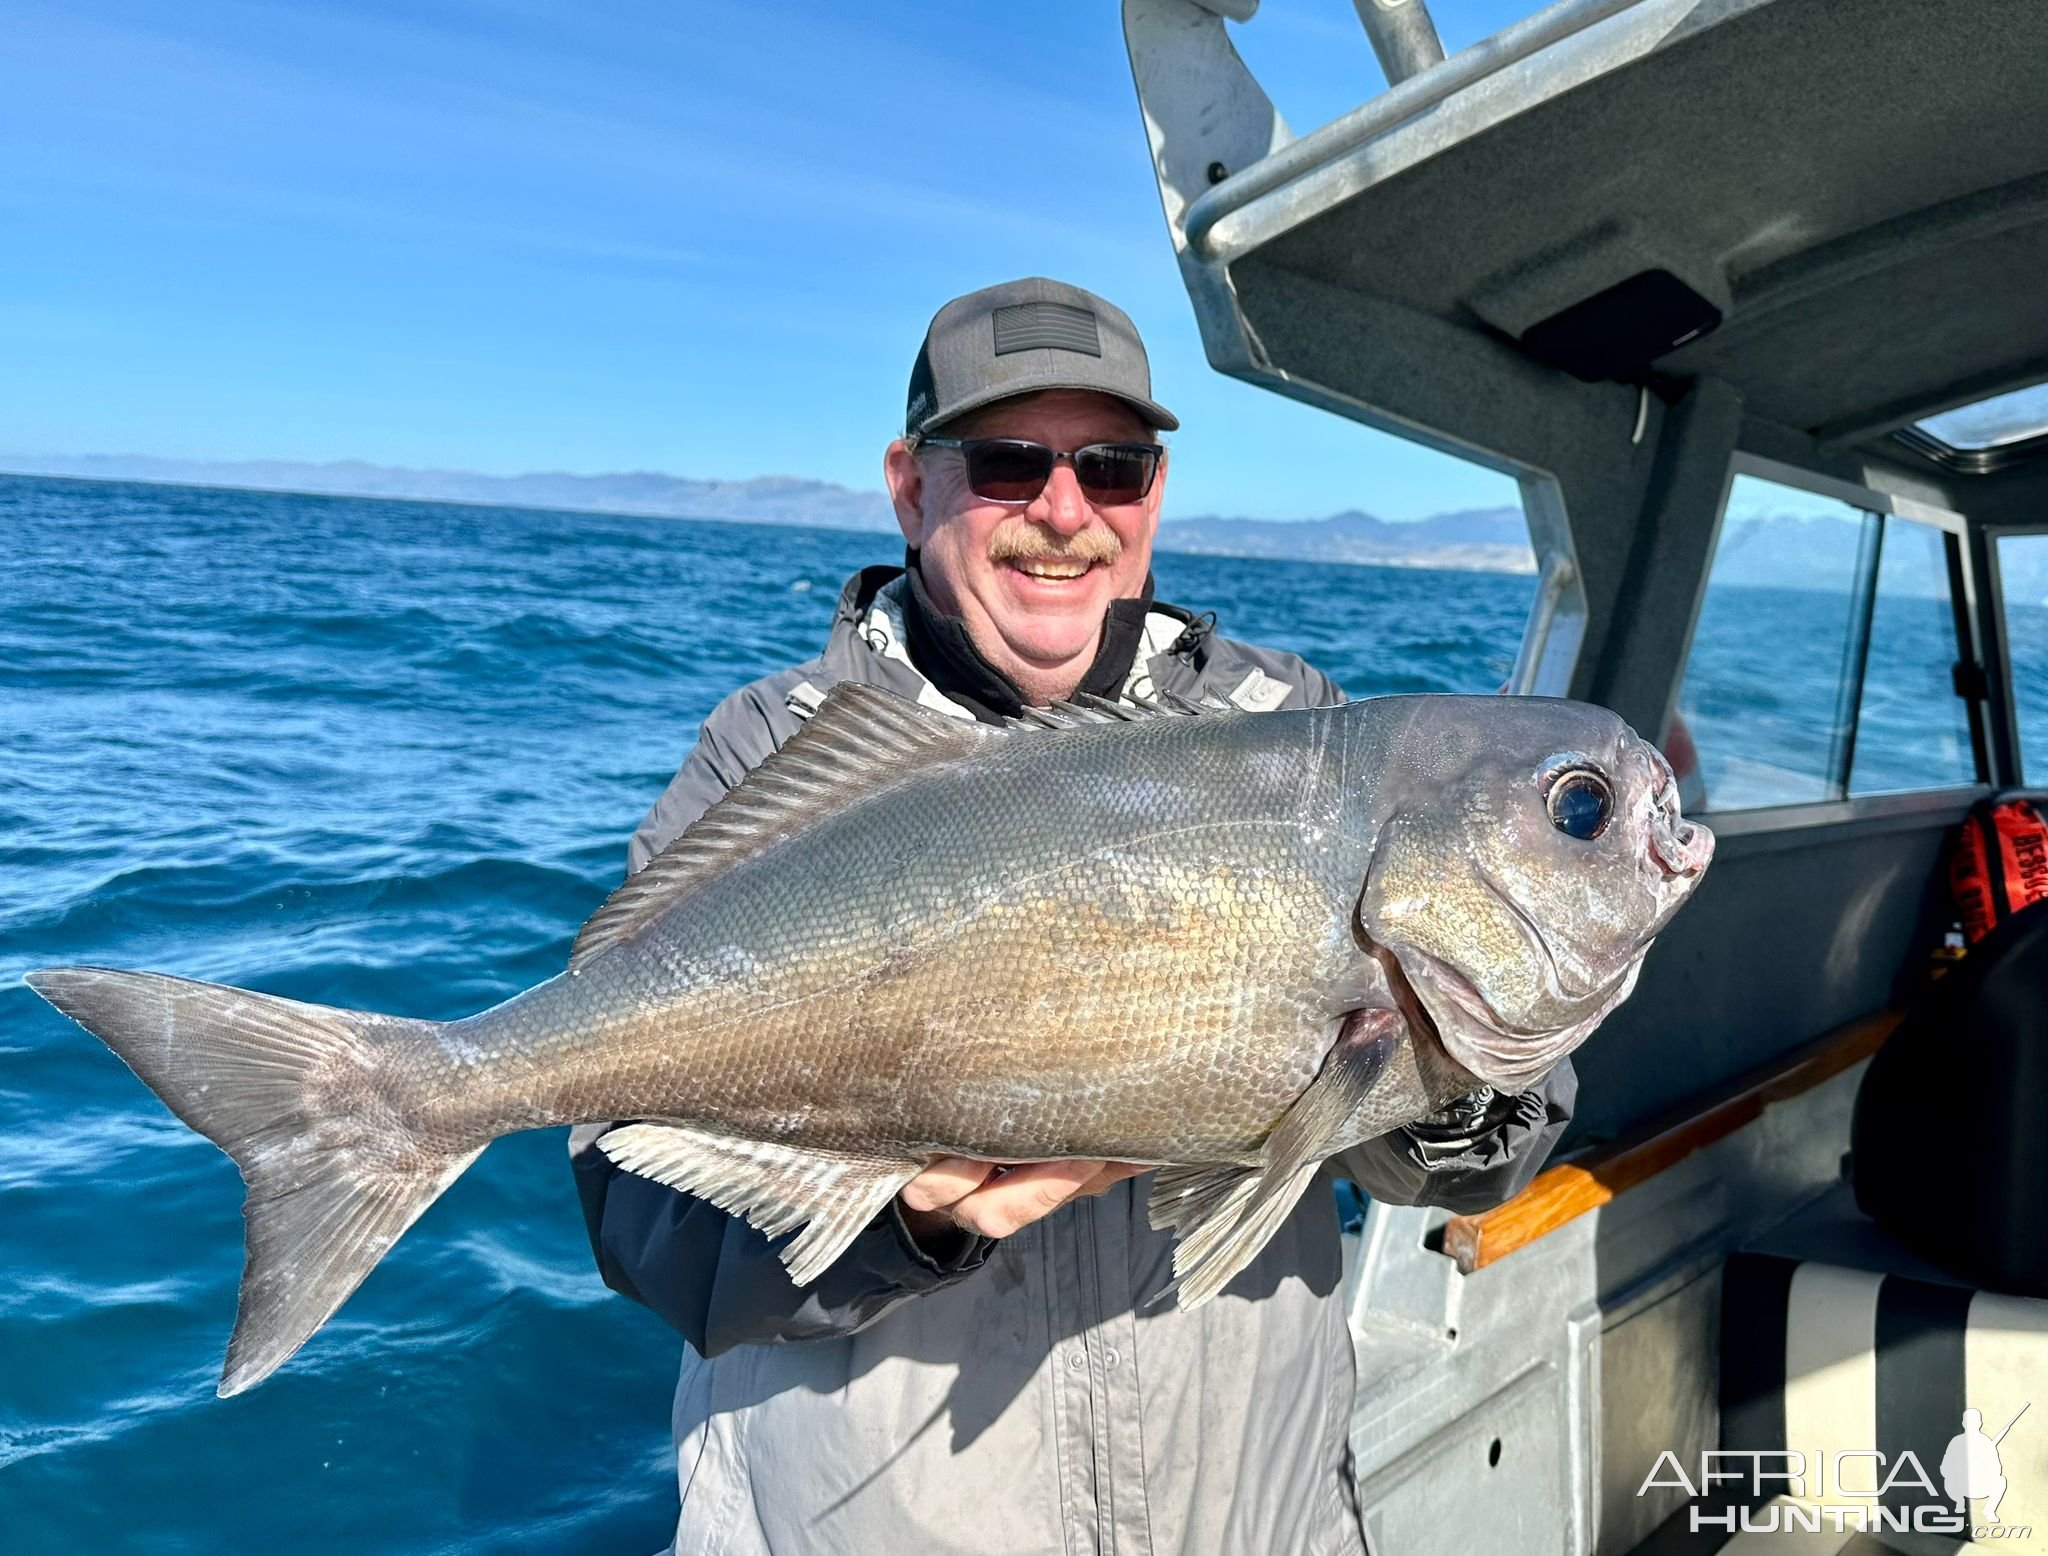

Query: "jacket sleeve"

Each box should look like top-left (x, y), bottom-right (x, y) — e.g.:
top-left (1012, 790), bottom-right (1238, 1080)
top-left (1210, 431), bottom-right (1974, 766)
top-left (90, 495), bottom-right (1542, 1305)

top-left (568, 684), bottom-right (994, 1357)
top-left (1334, 1059), bottom-right (1578, 1215)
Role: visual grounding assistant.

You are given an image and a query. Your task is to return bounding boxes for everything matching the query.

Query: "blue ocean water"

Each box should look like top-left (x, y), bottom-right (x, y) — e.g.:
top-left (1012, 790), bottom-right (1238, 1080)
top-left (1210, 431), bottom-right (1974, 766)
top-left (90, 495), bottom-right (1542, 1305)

top-left (0, 474), bottom-right (1540, 1554)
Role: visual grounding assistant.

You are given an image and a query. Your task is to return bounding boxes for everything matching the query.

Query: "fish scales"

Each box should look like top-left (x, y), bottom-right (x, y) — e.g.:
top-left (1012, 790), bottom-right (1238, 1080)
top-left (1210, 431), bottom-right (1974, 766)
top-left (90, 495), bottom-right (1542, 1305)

top-left (434, 702), bottom-right (1381, 1165)
top-left (25, 683), bottom-right (1712, 1392)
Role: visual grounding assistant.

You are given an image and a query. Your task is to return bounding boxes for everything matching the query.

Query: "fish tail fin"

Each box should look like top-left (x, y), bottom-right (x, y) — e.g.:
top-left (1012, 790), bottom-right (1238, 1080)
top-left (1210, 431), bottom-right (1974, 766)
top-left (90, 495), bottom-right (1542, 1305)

top-left (24, 966), bottom-right (481, 1397)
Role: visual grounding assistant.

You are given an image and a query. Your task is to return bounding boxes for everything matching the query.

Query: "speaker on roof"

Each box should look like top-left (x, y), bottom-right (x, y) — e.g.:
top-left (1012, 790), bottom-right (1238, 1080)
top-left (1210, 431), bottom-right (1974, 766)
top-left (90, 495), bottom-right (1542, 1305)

top-left (1518, 269), bottom-right (1722, 383)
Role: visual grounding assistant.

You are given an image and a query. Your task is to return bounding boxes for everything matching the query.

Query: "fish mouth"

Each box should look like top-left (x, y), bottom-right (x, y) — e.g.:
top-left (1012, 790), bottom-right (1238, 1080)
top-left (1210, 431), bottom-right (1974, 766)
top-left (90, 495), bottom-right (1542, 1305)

top-left (1645, 769), bottom-right (1715, 881)
top-left (1651, 811), bottom-right (1714, 880)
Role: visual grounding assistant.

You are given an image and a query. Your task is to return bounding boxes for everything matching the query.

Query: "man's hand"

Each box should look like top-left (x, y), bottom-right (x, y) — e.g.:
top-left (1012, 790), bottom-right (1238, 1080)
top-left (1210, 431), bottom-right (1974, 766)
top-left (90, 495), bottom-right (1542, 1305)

top-left (898, 1157), bottom-right (1150, 1247)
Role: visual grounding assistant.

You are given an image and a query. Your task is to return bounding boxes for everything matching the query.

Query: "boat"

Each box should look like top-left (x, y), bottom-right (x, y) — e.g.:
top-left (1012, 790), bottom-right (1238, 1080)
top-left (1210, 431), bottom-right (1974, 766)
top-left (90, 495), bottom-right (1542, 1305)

top-left (1121, 0), bottom-right (2048, 1548)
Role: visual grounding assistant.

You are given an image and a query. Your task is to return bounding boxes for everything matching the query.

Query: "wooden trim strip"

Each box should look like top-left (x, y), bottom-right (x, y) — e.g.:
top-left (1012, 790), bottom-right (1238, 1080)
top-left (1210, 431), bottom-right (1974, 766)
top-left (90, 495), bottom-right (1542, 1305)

top-left (1440, 1008), bottom-right (1904, 1274)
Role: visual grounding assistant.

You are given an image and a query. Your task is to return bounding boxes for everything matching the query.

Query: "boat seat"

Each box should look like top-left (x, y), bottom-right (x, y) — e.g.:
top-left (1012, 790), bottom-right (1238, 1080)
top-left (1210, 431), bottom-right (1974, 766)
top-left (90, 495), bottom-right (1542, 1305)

top-left (1628, 1252), bottom-right (2048, 1553)
top-left (1853, 899), bottom-right (2048, 1298)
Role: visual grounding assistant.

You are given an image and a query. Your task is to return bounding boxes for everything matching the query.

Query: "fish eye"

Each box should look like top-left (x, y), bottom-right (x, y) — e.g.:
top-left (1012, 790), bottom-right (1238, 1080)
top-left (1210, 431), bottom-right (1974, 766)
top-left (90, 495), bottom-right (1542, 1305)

top-left (1543, 765), bottom-right (1614, 841)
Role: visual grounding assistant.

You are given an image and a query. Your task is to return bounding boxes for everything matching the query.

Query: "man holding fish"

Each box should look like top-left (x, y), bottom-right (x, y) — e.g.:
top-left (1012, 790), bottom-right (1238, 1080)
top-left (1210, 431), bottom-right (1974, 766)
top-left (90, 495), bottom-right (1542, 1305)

top-left (30, 279), bottom-right (1709, 1556)
top-left (568, 279), bottom-right (1584, 1555)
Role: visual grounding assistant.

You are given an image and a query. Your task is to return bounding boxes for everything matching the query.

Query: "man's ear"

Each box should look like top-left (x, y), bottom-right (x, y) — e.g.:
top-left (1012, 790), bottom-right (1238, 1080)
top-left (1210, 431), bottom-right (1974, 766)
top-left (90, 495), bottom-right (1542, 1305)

top-left (884, 439), bottom-right (925, 548)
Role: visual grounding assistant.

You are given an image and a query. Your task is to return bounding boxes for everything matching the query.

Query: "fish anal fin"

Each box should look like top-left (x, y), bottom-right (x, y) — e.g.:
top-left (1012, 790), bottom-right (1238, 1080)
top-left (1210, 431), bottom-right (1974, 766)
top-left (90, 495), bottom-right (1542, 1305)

top-left (597, 1122), bottom-right (921, 1285)
top-left (569, 684), bottom-right (996, 970)
top-left (1164, 1011), bottom-right (1408, 1308)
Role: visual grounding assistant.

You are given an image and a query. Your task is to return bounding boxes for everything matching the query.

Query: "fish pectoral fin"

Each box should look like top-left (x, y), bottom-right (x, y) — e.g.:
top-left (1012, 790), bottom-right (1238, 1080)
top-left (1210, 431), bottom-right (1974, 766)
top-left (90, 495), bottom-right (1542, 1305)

top-left (1140, 1161), bottom-right (1263, 1310)
top-left (1161, 1012), bottom-right (1406, 1309)
top-left (1161, 1160), bottom-right (1326, 1310)
top-left (1147, 1162), bottom-right (1260, 1240)
top-left (597, 1123), bottom-right (921, 1286)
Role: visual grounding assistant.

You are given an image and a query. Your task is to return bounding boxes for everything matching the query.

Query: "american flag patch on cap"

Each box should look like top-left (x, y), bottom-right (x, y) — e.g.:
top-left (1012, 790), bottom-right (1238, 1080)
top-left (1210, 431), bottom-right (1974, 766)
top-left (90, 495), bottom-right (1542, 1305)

top-left (991, 301), bottom-right (1101, 357)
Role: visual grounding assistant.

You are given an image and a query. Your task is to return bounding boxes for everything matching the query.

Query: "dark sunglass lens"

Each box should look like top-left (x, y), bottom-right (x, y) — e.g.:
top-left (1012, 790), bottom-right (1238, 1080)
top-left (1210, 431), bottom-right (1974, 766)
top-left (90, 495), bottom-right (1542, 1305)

top-left (1074, 446), bottom-right (1157, 505)
top-left (964, 441), bottom-right (1053, 503)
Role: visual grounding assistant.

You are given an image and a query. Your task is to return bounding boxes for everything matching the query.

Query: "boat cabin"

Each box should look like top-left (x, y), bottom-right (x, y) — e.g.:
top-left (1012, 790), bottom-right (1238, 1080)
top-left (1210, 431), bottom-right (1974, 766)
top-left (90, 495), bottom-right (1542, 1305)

top-left (1124, 0), bottom-right (2048, 1548)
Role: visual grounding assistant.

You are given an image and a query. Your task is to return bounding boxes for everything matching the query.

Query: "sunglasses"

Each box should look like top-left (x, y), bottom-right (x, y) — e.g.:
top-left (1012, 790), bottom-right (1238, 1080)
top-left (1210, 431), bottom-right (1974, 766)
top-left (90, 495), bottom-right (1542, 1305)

top-left (915, 436), bottom-right (1164, 507)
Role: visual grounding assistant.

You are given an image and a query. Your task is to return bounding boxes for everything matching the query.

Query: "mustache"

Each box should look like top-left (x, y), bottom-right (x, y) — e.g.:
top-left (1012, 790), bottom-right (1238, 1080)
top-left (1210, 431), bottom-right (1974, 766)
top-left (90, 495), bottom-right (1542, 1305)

top-left (987, 520), bottom-right (1122, 568)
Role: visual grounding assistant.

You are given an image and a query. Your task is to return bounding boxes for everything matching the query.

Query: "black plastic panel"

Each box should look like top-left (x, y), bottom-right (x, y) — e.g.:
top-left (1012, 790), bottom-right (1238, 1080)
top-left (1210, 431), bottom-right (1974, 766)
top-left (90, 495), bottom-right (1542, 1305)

top-left (1520, 270), bottom-right (1723, 384)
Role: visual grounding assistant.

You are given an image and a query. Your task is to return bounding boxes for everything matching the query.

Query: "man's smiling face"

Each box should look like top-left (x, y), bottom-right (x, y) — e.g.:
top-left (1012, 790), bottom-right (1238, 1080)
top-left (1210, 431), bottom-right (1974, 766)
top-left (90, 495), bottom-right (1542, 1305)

top-left (884, 388), bottom-right (1165, 705)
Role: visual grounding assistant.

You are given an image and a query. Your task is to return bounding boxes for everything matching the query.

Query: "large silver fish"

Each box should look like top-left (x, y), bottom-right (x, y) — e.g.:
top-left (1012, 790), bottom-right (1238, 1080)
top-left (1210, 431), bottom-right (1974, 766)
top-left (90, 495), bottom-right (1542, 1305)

top-left (27, 686), bottom-right (1711, 1396)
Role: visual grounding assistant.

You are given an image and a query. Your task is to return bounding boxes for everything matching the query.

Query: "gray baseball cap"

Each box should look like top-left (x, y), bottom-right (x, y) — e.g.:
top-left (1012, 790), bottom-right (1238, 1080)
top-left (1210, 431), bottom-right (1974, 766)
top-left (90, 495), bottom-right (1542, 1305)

top-left (905, 277), bottom-right (1179, 439)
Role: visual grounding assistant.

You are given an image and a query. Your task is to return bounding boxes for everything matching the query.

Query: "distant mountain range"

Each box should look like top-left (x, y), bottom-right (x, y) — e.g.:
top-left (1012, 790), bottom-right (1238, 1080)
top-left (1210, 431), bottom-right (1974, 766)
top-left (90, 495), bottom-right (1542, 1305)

top-left (0, 453), bottom-right (904, 533)
top-left (15, 455), bottom-right (2043, 603)
top-left (1712, 505), bottom-right (2048, 605)
top-left (1159, 507), bottom-right (1532, 574)
top-left (0, 453), bottom-right (1537, 573)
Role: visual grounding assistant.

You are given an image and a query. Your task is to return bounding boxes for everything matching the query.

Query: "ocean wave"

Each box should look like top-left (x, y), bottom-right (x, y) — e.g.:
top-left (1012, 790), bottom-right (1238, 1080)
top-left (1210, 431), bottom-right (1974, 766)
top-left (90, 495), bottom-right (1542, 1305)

top-left (1, 1271), bottom-right (201, 1320)
top-left (29, 851), bottom-right (597, 930)
top-left (441, 1231), bottom-right (620, 1309)
top-left (0, 1111), bottom-right (208, 1192)
top-left (0, 1370), bottom-right (219, 1473)
top-left (422, 614), bottom-right (687, 681)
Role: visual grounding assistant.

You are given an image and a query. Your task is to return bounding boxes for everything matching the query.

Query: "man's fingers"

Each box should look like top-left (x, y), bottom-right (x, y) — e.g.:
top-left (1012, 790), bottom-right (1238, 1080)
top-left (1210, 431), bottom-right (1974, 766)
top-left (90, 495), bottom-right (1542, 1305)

top-left (900, 1156), bottom-right (997, 1213)
top-left (947, 1160), bottom-right (1099, 1239)
top-left (1078, 1161), bottom-right (1151, 1197)
top-left (900, 1158), bottom-right (1155, 1240)
top-left (947, 1160), bottom-right (1146, 1240)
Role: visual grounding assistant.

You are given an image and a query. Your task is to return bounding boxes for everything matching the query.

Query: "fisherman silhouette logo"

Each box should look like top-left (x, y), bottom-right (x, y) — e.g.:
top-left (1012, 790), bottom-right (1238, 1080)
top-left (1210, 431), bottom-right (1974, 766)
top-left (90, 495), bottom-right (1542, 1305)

top-left (1943, 1404), bottom-right (2027, 1526)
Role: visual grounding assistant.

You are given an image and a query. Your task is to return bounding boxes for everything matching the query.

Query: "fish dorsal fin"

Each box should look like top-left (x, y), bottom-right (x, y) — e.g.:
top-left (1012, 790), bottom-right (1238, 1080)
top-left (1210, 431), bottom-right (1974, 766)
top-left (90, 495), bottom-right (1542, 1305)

top-left (1004, 690), bottom-right (1230, 732)
top-left (569, 683), bottom-right (995, 970)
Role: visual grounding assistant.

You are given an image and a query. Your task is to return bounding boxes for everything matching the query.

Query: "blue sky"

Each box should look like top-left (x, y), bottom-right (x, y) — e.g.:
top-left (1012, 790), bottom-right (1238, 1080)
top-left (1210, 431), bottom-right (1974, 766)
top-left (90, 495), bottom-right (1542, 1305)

top-left (0, 1), bottom-right (1534, 521)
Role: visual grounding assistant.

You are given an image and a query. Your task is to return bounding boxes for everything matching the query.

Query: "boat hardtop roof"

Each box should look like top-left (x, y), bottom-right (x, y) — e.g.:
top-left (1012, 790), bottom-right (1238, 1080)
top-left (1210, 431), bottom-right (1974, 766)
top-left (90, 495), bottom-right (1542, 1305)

top-left (1159, 0), bottom-right (2048, 459)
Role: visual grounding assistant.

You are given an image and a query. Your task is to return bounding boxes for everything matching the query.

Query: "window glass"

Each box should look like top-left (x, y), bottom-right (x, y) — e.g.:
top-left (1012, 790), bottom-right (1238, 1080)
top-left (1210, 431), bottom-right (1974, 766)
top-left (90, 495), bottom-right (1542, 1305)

top-left (1850, 517), bottom-right (1975, 795)
top-left (1674, 475), bottom-right (1876, 809)
top-left (1672, 471), bottom-right (1976, 812)
top-left (1916, 382), bottom-right (2048, 451)
top-left (2002, 534), bottom-right (2048, 783)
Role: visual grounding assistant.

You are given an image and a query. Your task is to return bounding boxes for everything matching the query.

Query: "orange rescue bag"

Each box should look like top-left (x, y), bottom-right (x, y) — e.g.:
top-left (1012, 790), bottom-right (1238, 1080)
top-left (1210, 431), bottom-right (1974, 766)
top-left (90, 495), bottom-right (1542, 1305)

top-left (1951, 795), bottom-right (2048, 944)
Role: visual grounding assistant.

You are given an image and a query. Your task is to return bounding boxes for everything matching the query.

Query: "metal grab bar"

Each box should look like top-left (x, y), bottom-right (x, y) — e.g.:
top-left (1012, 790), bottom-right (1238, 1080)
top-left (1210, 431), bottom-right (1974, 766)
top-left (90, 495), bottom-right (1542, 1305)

top-left (1354, 0), bottom-right (1446, 85)
top-left (1182, 0), bottom-right (1661, 257)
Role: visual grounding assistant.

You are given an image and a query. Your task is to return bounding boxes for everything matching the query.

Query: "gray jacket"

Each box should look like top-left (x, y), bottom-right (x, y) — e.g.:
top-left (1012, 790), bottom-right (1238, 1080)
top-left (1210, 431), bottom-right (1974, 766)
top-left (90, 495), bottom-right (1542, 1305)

top-left (570, 568), bottom-right (1575, 1556)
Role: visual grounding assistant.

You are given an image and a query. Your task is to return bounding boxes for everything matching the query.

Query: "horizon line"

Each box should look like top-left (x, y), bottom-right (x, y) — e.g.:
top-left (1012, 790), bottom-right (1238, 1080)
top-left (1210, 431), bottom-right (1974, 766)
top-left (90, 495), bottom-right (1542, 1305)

top-left (0, 455), bottom-right (1529, 530)
top-left (0, 464), bottom-right (1541, 578)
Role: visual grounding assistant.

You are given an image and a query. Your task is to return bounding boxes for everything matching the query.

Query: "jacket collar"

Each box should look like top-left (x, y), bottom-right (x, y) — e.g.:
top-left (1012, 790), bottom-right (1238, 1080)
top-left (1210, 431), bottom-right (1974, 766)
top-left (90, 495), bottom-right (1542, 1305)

top-left (829, 558), bottom-right (1168, 725)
